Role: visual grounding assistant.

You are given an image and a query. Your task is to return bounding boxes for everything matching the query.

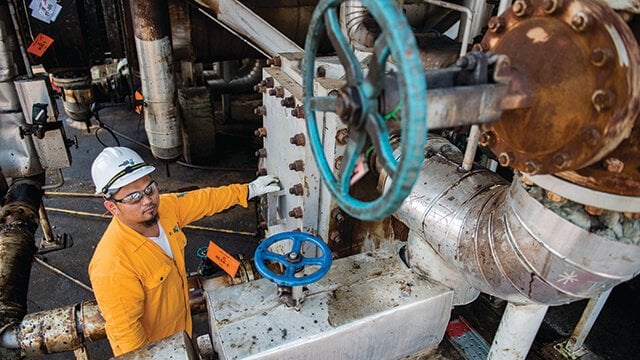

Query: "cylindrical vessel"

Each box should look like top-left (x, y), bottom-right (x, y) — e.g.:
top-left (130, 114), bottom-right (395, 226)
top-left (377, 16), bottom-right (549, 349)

top-left (131, 0), bottom-right (183, 160)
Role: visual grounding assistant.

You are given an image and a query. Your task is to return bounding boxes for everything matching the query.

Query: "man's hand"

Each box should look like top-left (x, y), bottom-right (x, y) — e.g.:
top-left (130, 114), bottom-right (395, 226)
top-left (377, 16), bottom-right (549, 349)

top-left (248, 175), bottom-right (281, 199)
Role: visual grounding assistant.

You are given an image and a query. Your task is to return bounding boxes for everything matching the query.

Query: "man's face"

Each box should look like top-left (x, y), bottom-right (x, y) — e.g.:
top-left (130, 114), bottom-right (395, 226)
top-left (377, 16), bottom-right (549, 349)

top-left (104, 175), bottom-right (160, 228)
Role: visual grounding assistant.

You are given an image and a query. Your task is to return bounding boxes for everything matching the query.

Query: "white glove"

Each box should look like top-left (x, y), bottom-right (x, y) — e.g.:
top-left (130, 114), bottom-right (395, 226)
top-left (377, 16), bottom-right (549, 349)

top-left (248, 175), bottom-right (281, 199)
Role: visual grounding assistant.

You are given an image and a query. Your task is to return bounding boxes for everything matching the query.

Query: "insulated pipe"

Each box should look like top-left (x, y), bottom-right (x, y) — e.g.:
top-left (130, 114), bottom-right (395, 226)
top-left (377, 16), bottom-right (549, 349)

top-left (0, 179), bottom-right (42, 335)
top-left (487, 302), bottom-right (549, 360)
top-left (130, 0), bottom-right (183, 160)
top-left (193, 0), bottom-right (303, 57)
top-left (394, 153), bottom-right (640, 305)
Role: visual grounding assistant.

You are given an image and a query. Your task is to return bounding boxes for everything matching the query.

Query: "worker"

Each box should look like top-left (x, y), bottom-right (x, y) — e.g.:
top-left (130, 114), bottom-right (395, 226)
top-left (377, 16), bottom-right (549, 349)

top-left (88, 146), bottom-right (280, 355)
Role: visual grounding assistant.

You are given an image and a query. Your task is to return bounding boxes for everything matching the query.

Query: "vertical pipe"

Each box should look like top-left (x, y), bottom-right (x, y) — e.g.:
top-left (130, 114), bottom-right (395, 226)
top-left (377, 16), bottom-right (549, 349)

top-left (130, 0), bottom-right (183, 160)
top-left (0, 179), bottom-right (43, 335)
top-left (565, 288), bottom-right (612, 353)
top-left (487, 302), bottom-right (548, 360)
top-left (461, 124), bottom-right (481, 171)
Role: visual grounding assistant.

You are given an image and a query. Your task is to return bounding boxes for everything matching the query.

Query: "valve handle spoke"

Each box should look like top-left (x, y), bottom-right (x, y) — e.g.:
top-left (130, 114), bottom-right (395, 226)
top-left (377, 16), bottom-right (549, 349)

top-left (324, 8), bottom-right (363, 85)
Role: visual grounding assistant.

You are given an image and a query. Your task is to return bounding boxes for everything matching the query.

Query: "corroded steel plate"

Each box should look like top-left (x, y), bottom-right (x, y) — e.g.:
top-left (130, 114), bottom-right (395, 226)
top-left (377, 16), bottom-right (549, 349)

top-left (479, 0), bottom-right (640, 175)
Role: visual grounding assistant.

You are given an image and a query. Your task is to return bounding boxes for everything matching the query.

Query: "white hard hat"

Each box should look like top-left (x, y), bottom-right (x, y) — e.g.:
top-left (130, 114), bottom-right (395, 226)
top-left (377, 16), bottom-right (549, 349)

top-left (91, 147), bottom-right (155, 196)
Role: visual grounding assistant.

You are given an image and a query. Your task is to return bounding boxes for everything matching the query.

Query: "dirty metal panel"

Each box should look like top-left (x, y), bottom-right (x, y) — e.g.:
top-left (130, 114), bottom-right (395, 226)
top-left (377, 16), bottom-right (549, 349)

top-left (112, 331), bottom-right (197, 359)
top-left (206, 243), bottom-right (453, 359)
top-left (0, 112), bottom-right (43, 178)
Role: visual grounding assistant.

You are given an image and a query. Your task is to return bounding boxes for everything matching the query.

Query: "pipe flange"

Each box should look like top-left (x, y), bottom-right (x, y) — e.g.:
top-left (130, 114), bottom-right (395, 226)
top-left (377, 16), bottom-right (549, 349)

top-left (479, 0), bottom-right (640, 175)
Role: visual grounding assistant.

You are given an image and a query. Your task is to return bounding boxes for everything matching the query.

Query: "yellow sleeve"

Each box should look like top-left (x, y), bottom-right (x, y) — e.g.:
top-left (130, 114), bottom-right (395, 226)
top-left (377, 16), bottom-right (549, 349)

top-left (169, 183), bottom-right (249, 226)
top-left (90, 272), bottom-right (148, 355)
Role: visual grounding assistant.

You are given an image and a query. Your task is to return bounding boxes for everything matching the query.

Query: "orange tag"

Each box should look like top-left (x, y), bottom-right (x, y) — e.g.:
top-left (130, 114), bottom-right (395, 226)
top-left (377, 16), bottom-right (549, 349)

top-left (206, 241), bottom-right (240, 277)
top-left (27, 33), bottom-right (54, 57)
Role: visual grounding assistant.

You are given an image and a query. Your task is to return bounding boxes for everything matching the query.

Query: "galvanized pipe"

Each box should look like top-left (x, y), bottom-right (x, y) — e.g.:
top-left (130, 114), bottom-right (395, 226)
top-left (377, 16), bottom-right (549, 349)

top-left (206, 59), bottom-right (265, 94)
top-left (193, 0), bottom-right (303, 57)
top-left (487, 302), bottom-right (549, 360)
top-left (130, 0), bottom-right (183, 160)
top-left (0, 179), bottom-right (42, 335)
top-left (395, 153), bottom-right (640, 305)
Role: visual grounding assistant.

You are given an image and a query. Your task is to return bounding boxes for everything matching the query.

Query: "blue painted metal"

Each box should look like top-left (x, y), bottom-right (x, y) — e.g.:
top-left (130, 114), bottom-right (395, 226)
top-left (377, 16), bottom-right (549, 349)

top-left (302, 0), bottom-right (427, 221)
top-left (254, 231), bottom-right (333, 287)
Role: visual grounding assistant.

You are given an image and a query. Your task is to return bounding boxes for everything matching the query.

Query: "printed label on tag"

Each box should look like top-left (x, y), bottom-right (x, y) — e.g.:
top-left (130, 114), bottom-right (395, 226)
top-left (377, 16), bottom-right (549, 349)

top-left (206, 240), bottom-right (240, 277)
top-left (27, 33), bottom-right (54, 57)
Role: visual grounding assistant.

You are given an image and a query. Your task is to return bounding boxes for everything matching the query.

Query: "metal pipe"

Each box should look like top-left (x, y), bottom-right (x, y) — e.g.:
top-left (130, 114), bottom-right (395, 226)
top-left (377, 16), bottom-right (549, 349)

top-left (0, 179), bottom-right (43, 335)
top-left (565, 288), bottom-right (612, 353)
top-left (130, 0), bottom-right (183, 160)
top-left (193, 0), bottom-right (303, 57)
top-left (461, 124), bottom-right (481, 171)
top-left (423, 0), bottom-right (472, 57)
top-left (206, 59), bottom-right (265, 94)
top-left (395, 153), bottom-right (640, 305)
top-left (487, 302), bottom-right (548, 360)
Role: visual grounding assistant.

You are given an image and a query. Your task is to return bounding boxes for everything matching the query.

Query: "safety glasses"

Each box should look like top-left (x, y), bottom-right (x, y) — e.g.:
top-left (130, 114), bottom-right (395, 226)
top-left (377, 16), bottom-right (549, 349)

top-left (111, 181), bottom-right (157, 204)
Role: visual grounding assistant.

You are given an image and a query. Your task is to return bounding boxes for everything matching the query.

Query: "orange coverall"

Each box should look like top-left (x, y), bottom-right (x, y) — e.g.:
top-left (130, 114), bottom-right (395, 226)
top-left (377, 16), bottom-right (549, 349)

top-left (88, 184), bottom-right (248, 355)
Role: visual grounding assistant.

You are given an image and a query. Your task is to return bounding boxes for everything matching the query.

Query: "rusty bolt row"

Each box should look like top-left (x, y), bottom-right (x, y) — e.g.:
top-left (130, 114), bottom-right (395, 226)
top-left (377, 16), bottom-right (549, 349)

top-left (592, 89), bottom-right (615, 112)
top-left (289, 160), bottom-right (304, 172)
top-left (542, 0), bottom-right (562, 14)
top-left (289, 184), bottom-right (304, 196)
top-left (329, 230), bottom-right (342, 243)
top-left (291, 105), bottom-right (305, 119)
top-left (512, 0), bottom-right (531, 17)
top-left (488, 16), bottom-right (506, 33)
top-left (591, 48), bottom-right (611, 67)
top-left (254, 127), bottom-right (267, 138)
top-left (603, 157), bottom-right (624, 174)
top-left (253, 84), bottom-right (267, 93)
top-left (289, 207), bottom-right (303, 219)
top-left (254, 106), bottom-right (267, 116)
top-left (335, 128), bottom-right (349, 145)
top-left (570, 11), bottom-right (590, 32)
top-left (331, 208), bottom-right (345, 223)
top-left (266, 56), bottom-right (282, 67)
top-left (268, 86), bottom-right (285, 98)
top-left (290, 133), bottom-right (306, 146)
top-left (281, 96), bottom-right (296, 108)
top-left (479, 131), bottom-right (495, 147)
top-left (255, 148), bottom-right (267, 158)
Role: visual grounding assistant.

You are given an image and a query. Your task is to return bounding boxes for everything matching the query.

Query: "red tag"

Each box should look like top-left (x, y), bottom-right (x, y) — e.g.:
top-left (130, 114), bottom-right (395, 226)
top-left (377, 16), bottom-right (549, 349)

top-left (27, 33), bottom-right (54, 57)
top-left (206, 241), bottom-right (240, 277)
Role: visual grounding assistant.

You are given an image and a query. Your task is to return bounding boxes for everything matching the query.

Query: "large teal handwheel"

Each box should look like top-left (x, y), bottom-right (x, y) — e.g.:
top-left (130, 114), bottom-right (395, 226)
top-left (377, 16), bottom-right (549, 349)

top-left (303, 0), bottom-right (427, 221)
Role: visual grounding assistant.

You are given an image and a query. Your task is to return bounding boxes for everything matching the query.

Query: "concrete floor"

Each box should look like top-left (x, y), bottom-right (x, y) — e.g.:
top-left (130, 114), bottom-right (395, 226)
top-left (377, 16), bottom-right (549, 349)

top-left (22, 97), bottom-right (640, 359)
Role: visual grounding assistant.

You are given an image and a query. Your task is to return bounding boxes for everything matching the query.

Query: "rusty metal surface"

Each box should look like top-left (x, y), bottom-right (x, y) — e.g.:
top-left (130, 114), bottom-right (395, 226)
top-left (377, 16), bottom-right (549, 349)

top-left (557, 122), bottom-right (640, 195)
top-left (130, 0), bottom-right (171, 41)
top-left (0, 180), bottom-right (41, 334)
top-left (480, 0), bottom-right (640, 175)
top-left (18, 304), bottom-right (82, 356)
top-left (81, 300), bottom-right (106, 342)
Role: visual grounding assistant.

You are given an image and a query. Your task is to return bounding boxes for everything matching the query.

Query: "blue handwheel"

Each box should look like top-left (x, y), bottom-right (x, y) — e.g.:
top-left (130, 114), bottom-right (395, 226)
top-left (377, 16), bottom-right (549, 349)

top-left (254, 231), bottom-right (332, 287)
top-left (303, 0), bottom-right (427, 221)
